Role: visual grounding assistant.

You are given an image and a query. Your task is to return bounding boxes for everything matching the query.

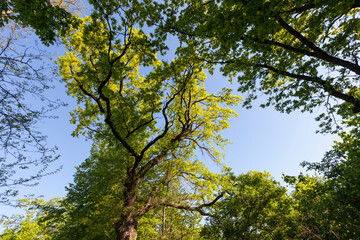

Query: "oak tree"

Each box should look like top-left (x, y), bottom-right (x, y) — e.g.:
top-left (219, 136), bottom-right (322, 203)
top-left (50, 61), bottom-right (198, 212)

top-left (57, 2), bottom-right (240, 238)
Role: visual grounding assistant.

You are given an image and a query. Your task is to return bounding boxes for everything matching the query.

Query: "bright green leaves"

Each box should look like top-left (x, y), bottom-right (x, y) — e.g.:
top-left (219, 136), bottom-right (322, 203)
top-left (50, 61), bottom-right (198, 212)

top-left (56, 1), bottom-right (241, 237)
top-left (58, 17), bottom-right (161, 143)
top-left (0, 199), bottom-right (64, 240)
top-left (58, 12), bottom-right (240, 162)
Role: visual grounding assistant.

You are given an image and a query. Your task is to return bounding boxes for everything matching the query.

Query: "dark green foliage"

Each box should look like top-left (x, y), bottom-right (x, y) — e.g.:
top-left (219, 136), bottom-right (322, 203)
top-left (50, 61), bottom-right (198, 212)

top-left (201, 171), bottom-right (299, 240)
top-left (1, 0), bottom-right (79, 45)
top-left (161, 0), bottom-right (360, 133)
top-left (295, 128), bottom-right (360, 238)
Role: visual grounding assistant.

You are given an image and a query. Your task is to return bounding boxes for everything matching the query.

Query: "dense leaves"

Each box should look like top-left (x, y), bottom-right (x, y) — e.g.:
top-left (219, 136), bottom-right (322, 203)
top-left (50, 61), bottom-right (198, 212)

top-left (201, 171), bottom-right (299, 240)
top-left (56, 2), bottom-right (240, 238)
top-left (1, 0), bottom-right (79, 45)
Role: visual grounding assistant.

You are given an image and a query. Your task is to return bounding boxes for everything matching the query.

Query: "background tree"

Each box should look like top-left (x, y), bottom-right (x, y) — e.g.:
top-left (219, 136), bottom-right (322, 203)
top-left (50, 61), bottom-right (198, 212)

top-left (0, 0), bottom-right (81, 205)
top-left (0, 198), bottom-right (62, 240)
top-left (284, 174), bottom-right (345, 239)
top-left (57, 2), bottom-right (240, 238)
top-left (201, 171), bottom-right (299, 240)
top-left (293, 127), bottom-right (360, 238)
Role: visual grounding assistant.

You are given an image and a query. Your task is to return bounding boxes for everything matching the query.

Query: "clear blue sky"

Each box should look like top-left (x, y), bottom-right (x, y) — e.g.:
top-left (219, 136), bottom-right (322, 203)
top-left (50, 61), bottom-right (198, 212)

top-left (0, 3), bottom-right (337, 220)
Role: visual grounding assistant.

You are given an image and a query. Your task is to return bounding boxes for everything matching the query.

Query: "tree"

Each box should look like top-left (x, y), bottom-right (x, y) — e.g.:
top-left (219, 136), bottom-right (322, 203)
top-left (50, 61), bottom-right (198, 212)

top-left (159, 0), bottom-right (360, 133)
top-left (0, 198), bottom-right (62, 240)
top-left (157, 3), bottom-right (360, 237)
top-left (57, 2), bottom-right (240, 238)
top-left (0, 0), bottom-right (81, 205)
top-left (1, 0), bottom-right (79, 45)
top-left (283, 174), bottom-right (346, 239)
top-left (40, 145), bottom-right (204, 240)
top-left (201, 171), bottom-right (299, 240)
top-left (296, 127), bottom-right (360, 238)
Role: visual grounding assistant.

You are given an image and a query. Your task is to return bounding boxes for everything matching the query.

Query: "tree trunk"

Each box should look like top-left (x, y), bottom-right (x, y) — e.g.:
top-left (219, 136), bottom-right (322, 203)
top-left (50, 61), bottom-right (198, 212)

top-left (115, 176), bottom-right (140, 240)
top-left (116, 218), bottom-right (138, 240)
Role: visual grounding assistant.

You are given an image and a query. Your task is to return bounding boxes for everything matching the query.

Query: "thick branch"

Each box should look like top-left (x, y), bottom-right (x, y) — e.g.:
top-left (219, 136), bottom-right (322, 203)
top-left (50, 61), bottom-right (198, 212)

top-left (137, 93), bottom-right (174, 160)
top-left (257, 63), bottom-right (360, 113)
top-left (125, 116), bottom-right (155, 139)
top-left (136, 69), bottom-right (194, 169)
top-left (285, 1), bottom-right (315, 14)
top-left (276, 16), bottom-right (360, 76)
top-left (70, 66), bottom-right (105, 113)
top-left (158, 193), bottom-right (224, 217)
top-left (93, 33), bottom-right (139, 158)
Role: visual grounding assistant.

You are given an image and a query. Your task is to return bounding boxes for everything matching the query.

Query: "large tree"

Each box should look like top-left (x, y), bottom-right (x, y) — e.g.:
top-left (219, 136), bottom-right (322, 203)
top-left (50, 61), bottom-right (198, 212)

top-left (35, 142), bottom-right (206, 240)
top-left (295, 128), bottom-right (360, 238)
top-left (57, 2), bottom-right (240, 238)
top-left (156, 3), bottom-right (360, 237)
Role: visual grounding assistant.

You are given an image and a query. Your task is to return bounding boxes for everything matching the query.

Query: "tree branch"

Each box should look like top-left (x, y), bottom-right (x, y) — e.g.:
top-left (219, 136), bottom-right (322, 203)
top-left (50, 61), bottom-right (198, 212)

top-left (157, 193), bottom-right (224, 217)
top-left (276, 16), bottom-right (360, 76)
top-left (257, 63), bottom-right (360, 113)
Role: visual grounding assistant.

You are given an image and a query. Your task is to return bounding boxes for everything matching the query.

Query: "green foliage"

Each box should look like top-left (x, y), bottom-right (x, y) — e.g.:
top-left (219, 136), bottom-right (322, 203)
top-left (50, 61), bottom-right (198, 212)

top-left (158, 2), bottom-right (360, 238)
top-left (37, 144), bottom-right (215, 239)
top-left (294, 128), bottom-right (360, 238)
top-left (0, 0), bottom-right (79, 45)
top-left (3, 1), bottom-right (360, 239)
top-left (56, 1), bottom-right (240, 237)
top-left (201, 171), bottom-right (299, 240)
top-left (0, 199), bottom-right (62, 240)
top-left (49, 145), bottom-right (127, 239)
top-left (160, 0), bottom-right (360, 133)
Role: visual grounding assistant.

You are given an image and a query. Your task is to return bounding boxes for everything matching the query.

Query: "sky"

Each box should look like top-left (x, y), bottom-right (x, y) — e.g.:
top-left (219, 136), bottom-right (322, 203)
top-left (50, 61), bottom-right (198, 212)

top-left (0, 1), bottom-right (338, 223)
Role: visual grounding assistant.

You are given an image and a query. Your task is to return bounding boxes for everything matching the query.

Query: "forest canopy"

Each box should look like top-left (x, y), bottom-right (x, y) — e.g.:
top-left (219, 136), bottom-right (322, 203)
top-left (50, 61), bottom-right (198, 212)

top-left (1, 0), bottom-right (360, 239)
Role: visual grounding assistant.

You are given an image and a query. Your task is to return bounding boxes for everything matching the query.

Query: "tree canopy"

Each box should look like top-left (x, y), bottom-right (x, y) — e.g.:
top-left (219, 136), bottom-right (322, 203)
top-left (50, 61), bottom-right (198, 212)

top-left (1, 0), bottom-right (360, 239)
top-left (160, 0), bottom-right (360, 133)
top-left (201, 171), bottom-right (299, 240)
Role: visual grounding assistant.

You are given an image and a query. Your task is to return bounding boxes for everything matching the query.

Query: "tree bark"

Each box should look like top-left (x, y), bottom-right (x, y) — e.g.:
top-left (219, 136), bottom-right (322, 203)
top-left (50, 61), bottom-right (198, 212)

top-left (116, 219), bottom-right (138, 240)
top-left (115, 176), bottom-right (140, 240)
